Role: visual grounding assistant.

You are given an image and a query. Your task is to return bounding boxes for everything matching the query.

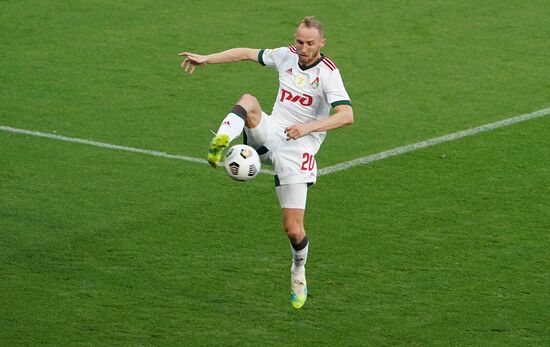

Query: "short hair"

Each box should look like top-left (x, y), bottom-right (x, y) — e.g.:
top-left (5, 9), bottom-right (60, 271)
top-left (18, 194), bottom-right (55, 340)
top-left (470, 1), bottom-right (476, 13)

top-left (298, 16), bottom-right (324, 38)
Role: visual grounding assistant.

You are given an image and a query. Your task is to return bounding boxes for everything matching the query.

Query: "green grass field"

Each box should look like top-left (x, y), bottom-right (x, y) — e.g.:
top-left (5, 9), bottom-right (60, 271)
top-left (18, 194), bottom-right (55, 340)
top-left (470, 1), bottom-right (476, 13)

top-left (1, 0), bottom-right (549, 345)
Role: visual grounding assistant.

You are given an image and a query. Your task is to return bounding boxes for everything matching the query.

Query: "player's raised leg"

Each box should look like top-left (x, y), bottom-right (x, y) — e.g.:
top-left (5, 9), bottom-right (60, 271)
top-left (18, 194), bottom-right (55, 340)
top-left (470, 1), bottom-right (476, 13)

top-left (207, 93), bottom-right (262, 167)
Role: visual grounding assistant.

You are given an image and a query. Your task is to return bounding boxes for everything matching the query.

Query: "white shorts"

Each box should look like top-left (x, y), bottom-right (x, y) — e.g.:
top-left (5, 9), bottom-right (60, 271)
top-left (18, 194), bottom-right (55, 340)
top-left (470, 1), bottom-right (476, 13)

top-left (276, 183), bottom-right (308, 209)
top-left (244, 112), bottom-right (318, 186)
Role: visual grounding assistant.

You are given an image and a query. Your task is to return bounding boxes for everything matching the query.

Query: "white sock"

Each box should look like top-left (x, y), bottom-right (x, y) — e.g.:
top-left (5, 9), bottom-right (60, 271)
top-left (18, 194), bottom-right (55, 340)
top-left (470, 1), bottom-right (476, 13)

top-left (290, 241), bottom-right (309, 274)
top-left (216, 113), bottom-right (245, 141)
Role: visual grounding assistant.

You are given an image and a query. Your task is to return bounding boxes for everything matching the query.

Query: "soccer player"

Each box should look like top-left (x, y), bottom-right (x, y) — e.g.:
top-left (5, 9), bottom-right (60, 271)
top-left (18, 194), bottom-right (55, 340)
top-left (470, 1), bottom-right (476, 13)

top-left (179, 16), bottom-right (353, 309)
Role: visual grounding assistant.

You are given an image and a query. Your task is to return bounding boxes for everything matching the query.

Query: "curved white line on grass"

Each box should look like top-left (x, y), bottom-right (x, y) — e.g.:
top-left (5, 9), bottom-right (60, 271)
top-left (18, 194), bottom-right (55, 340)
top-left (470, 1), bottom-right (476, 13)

top-left (318, 107), bottom-right (550, 176)
top-left (0, 125), bottom-right (276, 175)
top-left (2, 106), bottom-right (548, 177)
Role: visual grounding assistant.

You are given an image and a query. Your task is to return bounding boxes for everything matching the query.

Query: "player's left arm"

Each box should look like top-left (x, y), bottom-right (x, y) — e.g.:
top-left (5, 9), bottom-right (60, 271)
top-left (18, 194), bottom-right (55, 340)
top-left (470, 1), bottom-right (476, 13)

top-left (284, 105), bottom-right (354, 140)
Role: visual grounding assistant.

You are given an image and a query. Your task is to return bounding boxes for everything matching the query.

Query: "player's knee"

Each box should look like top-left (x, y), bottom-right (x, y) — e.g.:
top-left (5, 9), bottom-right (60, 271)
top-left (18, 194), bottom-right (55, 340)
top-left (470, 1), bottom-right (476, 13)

top-left (239, 93), bottom-right (259, 110)
top-left (284, 220), bottom-right (304, 240)
top-left (239, 93), bottom-right (261, 127)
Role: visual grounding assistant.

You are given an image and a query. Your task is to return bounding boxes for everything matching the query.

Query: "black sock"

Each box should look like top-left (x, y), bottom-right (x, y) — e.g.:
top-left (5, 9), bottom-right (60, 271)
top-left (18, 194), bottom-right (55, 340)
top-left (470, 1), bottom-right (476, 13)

top-left (291, 234), bottom-right (309, 251)
top-left (231, 105), bottom-right (248, 121)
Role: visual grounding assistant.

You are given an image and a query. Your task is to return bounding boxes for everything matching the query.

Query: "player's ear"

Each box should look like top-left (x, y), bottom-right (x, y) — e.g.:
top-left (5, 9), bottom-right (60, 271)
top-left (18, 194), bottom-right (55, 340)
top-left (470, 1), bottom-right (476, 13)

top-left (319, 38), bottom-right (326, 48)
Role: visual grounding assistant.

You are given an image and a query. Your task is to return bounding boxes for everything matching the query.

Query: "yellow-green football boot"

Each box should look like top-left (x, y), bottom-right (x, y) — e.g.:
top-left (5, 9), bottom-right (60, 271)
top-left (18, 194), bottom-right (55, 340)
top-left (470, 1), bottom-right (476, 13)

top-left (290, 271), bottom-right (307, 309)
top-left (207, 134), bottom-right (230, 167)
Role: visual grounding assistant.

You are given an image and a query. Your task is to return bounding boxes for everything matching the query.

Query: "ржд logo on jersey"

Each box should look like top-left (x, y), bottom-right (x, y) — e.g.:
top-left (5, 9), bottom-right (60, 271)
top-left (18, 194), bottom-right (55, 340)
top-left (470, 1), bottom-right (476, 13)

top-left (280, 88), bottom-right (312, 106)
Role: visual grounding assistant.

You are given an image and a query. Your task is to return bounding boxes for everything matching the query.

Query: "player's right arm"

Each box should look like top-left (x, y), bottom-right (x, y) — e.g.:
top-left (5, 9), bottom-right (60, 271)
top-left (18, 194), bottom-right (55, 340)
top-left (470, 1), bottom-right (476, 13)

top-left (178, 48), bottom-right (260, 74)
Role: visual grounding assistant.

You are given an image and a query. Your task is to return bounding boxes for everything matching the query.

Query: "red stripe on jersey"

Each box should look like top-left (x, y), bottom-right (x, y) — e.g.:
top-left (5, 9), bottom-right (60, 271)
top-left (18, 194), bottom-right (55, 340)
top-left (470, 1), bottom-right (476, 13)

top-left (325, 57), bottom-right (338, 68)
top-left (322, 59), bottom-right (335, 70)
top-left (288, 45), bottom-right (297, 53)
top-left (322, 57), bottom-right (337, 70)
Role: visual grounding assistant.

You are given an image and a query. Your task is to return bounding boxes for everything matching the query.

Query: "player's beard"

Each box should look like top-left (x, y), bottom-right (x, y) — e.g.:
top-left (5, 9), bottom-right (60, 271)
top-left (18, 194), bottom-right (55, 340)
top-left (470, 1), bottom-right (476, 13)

top-left (299, 48), bottom-right (321, 67)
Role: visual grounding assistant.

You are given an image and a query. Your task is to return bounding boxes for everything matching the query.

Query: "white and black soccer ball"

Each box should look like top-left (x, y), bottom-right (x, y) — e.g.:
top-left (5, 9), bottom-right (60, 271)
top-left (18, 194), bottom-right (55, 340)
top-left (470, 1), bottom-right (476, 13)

top-left (223, 144), bottom-right (261, 181)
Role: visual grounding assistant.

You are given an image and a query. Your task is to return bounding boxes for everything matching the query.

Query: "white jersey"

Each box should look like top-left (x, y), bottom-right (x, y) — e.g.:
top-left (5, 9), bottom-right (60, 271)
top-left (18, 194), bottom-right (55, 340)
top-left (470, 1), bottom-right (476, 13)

top-left (258, 45), bottom-right (351, 151)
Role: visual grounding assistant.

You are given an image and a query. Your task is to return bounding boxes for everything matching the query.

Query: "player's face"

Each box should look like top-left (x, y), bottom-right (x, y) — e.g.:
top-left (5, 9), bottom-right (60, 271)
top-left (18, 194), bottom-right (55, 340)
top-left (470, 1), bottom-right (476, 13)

top-left (295, 25), bottom-right (325, 67)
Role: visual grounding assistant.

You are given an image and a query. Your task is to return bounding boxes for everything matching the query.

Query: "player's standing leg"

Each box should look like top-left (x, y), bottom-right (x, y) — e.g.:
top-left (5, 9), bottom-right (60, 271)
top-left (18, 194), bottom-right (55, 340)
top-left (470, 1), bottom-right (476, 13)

top-left (276, 181), bottom-right (310, 309)
top-left (207, 93), bottom-right (263, 166)
top-left (283, 208), bottom-right (309, 309)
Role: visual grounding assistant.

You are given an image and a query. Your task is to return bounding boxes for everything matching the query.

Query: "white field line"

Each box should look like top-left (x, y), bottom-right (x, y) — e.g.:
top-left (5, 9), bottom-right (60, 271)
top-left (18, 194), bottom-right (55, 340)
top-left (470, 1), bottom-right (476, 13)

top-left (2, 106), bottom-right (549, 177)
top-left (0, 125), bottom-right (276, 175)
top-left (318, 106), bottom-right (550, 176)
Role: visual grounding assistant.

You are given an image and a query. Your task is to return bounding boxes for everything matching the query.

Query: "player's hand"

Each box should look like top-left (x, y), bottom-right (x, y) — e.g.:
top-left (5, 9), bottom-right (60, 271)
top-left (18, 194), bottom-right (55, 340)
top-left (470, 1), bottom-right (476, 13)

top-left (178, 52), bottom-right (208, 74)
top-left (284, 123), bottom-right (313, 141)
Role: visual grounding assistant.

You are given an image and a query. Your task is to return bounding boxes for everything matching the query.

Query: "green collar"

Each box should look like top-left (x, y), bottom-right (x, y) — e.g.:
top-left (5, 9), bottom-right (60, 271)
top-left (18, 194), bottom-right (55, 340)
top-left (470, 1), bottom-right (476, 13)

top-left (298, 53), bottom-right (325, 71)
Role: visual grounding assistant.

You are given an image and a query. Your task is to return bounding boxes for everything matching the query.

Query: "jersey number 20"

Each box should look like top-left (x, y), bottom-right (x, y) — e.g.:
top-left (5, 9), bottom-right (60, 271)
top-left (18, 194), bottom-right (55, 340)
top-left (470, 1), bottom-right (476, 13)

top-left (301, 153), bottom-right (315, 171)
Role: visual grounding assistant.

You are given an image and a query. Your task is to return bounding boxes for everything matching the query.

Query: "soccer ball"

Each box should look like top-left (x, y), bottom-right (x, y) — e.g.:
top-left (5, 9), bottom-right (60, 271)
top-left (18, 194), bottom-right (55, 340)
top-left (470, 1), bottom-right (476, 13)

top-left (223, 144), bottom-right (261, 181)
